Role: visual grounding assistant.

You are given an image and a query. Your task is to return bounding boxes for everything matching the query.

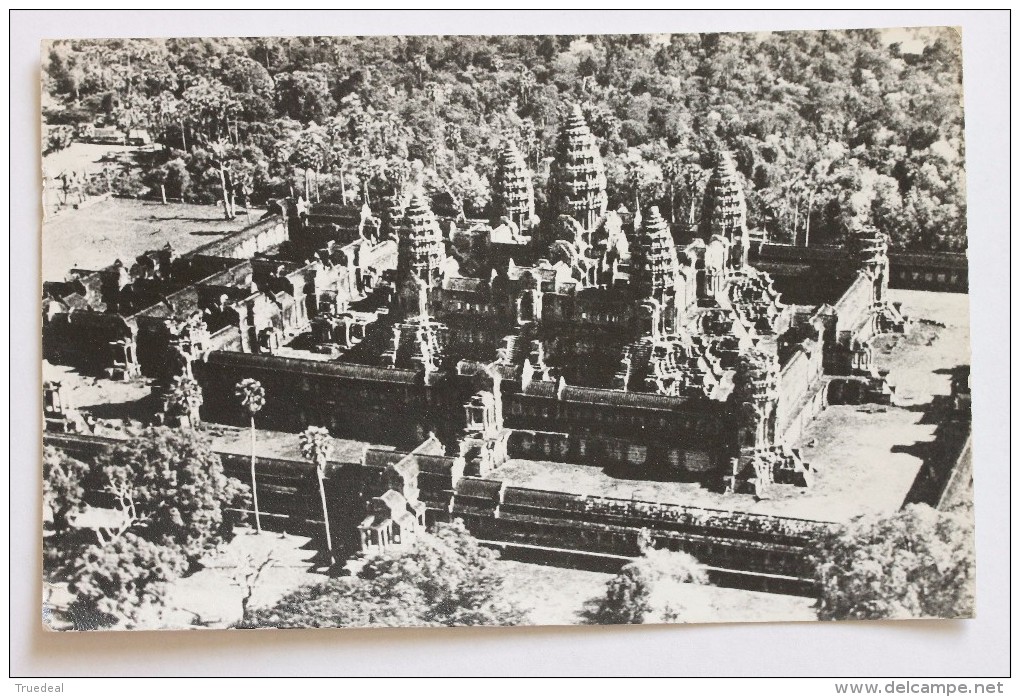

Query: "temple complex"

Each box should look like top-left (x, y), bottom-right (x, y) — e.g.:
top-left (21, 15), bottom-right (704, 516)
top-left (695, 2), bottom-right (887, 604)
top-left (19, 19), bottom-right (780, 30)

top-left (43, 104), bottom-right (916, 570)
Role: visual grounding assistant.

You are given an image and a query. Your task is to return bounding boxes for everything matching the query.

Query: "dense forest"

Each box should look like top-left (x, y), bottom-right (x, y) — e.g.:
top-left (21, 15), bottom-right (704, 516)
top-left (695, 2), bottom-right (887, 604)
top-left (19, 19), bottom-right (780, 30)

top-left (43, 29), bottom-right (967, 252)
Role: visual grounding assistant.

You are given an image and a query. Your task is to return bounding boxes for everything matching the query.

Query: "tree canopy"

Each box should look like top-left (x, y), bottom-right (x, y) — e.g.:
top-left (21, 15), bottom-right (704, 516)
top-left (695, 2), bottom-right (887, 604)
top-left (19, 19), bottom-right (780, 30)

top-left (42, 446), bottom-right (94, 581)
top-left (70, 532), bottom-right (189, 629)
top-left (44, 29), bottom-right (966, 252)
top-left (95, 426), bottom-right (247, 563)
top-left (43, 446), bottom-right (90, 536)
top-left (244, 519), bottom-right (526, 628)
top-left (810, 503), bottom-right (975, 621)
top-left (584, 541), bottom-right (708, 625)
top-left (50, 428), bottom-right (249, 629)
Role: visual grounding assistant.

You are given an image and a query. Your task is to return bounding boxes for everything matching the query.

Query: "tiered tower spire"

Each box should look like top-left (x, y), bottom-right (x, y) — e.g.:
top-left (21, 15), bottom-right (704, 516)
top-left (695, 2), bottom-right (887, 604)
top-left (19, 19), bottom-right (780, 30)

top-left (699, 151), bottom-right (749, 267)
top-left (847, 223), bottom-right (889, 273)
top-left (549, 105), bottom-right (608, 233)
top-left (631, 206), bottom-right (681, 306)
top-left (493, 139), bottom-right (536, 232)
top-left (699, 151), bottom-right (746, 235)
top-left (397, 189), bottom-right (446, 287)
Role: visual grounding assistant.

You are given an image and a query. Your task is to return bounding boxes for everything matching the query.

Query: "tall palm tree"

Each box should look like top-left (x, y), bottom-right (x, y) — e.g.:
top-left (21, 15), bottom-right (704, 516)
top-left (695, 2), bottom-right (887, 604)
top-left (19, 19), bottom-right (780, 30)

top-left (235, 379), bottom-right (266, 533)
top-left (299, 426), bottom-right (335, 565)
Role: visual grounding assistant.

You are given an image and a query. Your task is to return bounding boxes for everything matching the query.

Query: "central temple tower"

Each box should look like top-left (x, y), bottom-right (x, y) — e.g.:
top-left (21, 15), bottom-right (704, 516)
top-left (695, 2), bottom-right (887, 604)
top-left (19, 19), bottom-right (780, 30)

top-left (397, 190), bottom-right (446, 288)
top-left (548, 105), bottom-right (608, 234)
top-left (389, 190), bottom-right (449, 373)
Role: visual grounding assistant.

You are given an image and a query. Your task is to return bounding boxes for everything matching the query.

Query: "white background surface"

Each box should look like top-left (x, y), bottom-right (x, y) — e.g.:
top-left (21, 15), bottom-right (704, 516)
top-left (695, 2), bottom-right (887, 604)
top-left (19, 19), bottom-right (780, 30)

top-left (9, 9), bottom-right (1010, 677)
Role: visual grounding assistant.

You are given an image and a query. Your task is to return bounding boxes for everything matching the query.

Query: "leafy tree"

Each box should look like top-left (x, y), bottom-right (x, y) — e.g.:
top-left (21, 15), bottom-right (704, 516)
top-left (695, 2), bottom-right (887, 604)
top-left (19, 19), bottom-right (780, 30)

top-left (46, 45), bottom-right (84, 101)
top-left (208, 141), bottom-right (238, 219)
top-left (47, 429), bottom-right (248, 628)
top-left (429, 165), bottom-right (490, 221)
top-left (44, 125), bottom-right (74, 155)
top-left (274, 70), bottom-right (335, 124)
top-left (235, 378), bottom-right (266, 533)
top-left (220, 53), bottom-right (274, 100)
top-left (810, 503), bottom-right (975, 621)
top-left (144, 157), bottom-right (191, 202)
top-left (70, 532), bottom-right (188, 630)
top-left (243, 520), bottom-right (527, 628)
top-left (288, 122), bottom-right (330, 201)
top-left (96, 426), bottom-right (248, 564)
top-left (180, 75), bottom-right (238, 148)
top-left (611, 146), bottom-right (665, 211)
top-left (43, 446), bottom-right (90, 536)
top-left (222, 545), bottom-right (276, 624)
top-left (584, 539), bottom-right (708, 625)
top-left (161, 158), bottom-right (192, 201)
top-left (42, 447), bottom-right (93, 581)
top-left (299, 425), bottom-right (335, 564)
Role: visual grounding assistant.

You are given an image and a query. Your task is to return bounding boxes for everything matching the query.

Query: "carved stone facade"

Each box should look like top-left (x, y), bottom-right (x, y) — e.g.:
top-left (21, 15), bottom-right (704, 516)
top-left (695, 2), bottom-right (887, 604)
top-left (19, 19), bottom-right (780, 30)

top-left (732, 348), bottom-right (780, 453)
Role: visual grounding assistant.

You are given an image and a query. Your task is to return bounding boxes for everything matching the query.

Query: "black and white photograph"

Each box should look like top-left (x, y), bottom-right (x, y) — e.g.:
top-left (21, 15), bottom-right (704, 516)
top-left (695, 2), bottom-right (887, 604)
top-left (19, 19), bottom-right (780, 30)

top-left (38, 24), bottom-right (976, 634)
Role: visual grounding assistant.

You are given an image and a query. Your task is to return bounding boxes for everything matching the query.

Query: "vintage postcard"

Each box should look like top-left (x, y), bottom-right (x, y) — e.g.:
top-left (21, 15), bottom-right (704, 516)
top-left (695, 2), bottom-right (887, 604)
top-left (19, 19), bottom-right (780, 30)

top-left (41, 28), bottom-right (973, 631)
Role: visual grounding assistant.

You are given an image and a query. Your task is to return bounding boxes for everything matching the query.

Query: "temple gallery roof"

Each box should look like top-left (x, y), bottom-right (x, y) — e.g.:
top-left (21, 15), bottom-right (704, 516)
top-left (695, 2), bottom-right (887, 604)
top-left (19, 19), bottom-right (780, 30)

top-left (206, 350), bottom-right (421, 384)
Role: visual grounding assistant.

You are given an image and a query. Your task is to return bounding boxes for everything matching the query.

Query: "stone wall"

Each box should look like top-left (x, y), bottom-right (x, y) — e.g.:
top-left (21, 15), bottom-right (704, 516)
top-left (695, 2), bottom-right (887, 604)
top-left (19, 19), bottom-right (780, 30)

top-left (506, 429), bottom-right (719, 476)
top-left (190, 215), bottom-right (288, 260)
top-left (749, 244), bottom-right (969, 294)
top-left (833, 273), bottom-right (875, 340)
top-left (196, 351), bottom-right (438, 449)
top-left (776, 345), bottom-right (826, 442)
top-left (501, 382), bottom-right (731, 473)
top-left (42, 311), bottom-right (134, 374)
top-left (45, 432), bottom-right (828, 594)
top-left (890, 253), bottom-right (968, 292)
top-left (209, 325), bottom-right (243, 353)
top-left (196, 343), bottom-right (735, 476)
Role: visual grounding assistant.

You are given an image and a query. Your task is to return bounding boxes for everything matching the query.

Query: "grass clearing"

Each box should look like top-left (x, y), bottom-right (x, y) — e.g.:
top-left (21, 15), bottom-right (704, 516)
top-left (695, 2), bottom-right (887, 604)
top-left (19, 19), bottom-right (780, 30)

top-left (43, 197), bottom-right (264, 282)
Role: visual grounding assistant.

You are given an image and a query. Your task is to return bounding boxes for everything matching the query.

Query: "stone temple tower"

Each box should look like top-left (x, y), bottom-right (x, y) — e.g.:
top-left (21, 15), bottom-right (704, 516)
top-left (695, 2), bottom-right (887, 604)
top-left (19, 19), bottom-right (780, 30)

top-left (389, 190), bottom-right (450, 370)
top-left (631, 206), bottom-right (682, 333)
top-left (397, 190), bottom-right (446, 288)
top-left (549, 105), bottom-right (608, 234)
top-left (699, 151), bottom-right (749, 267)
top-left (847, 223), bottom-right (890, 302)
top-left (493, 139), bottom-right (537, 233)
